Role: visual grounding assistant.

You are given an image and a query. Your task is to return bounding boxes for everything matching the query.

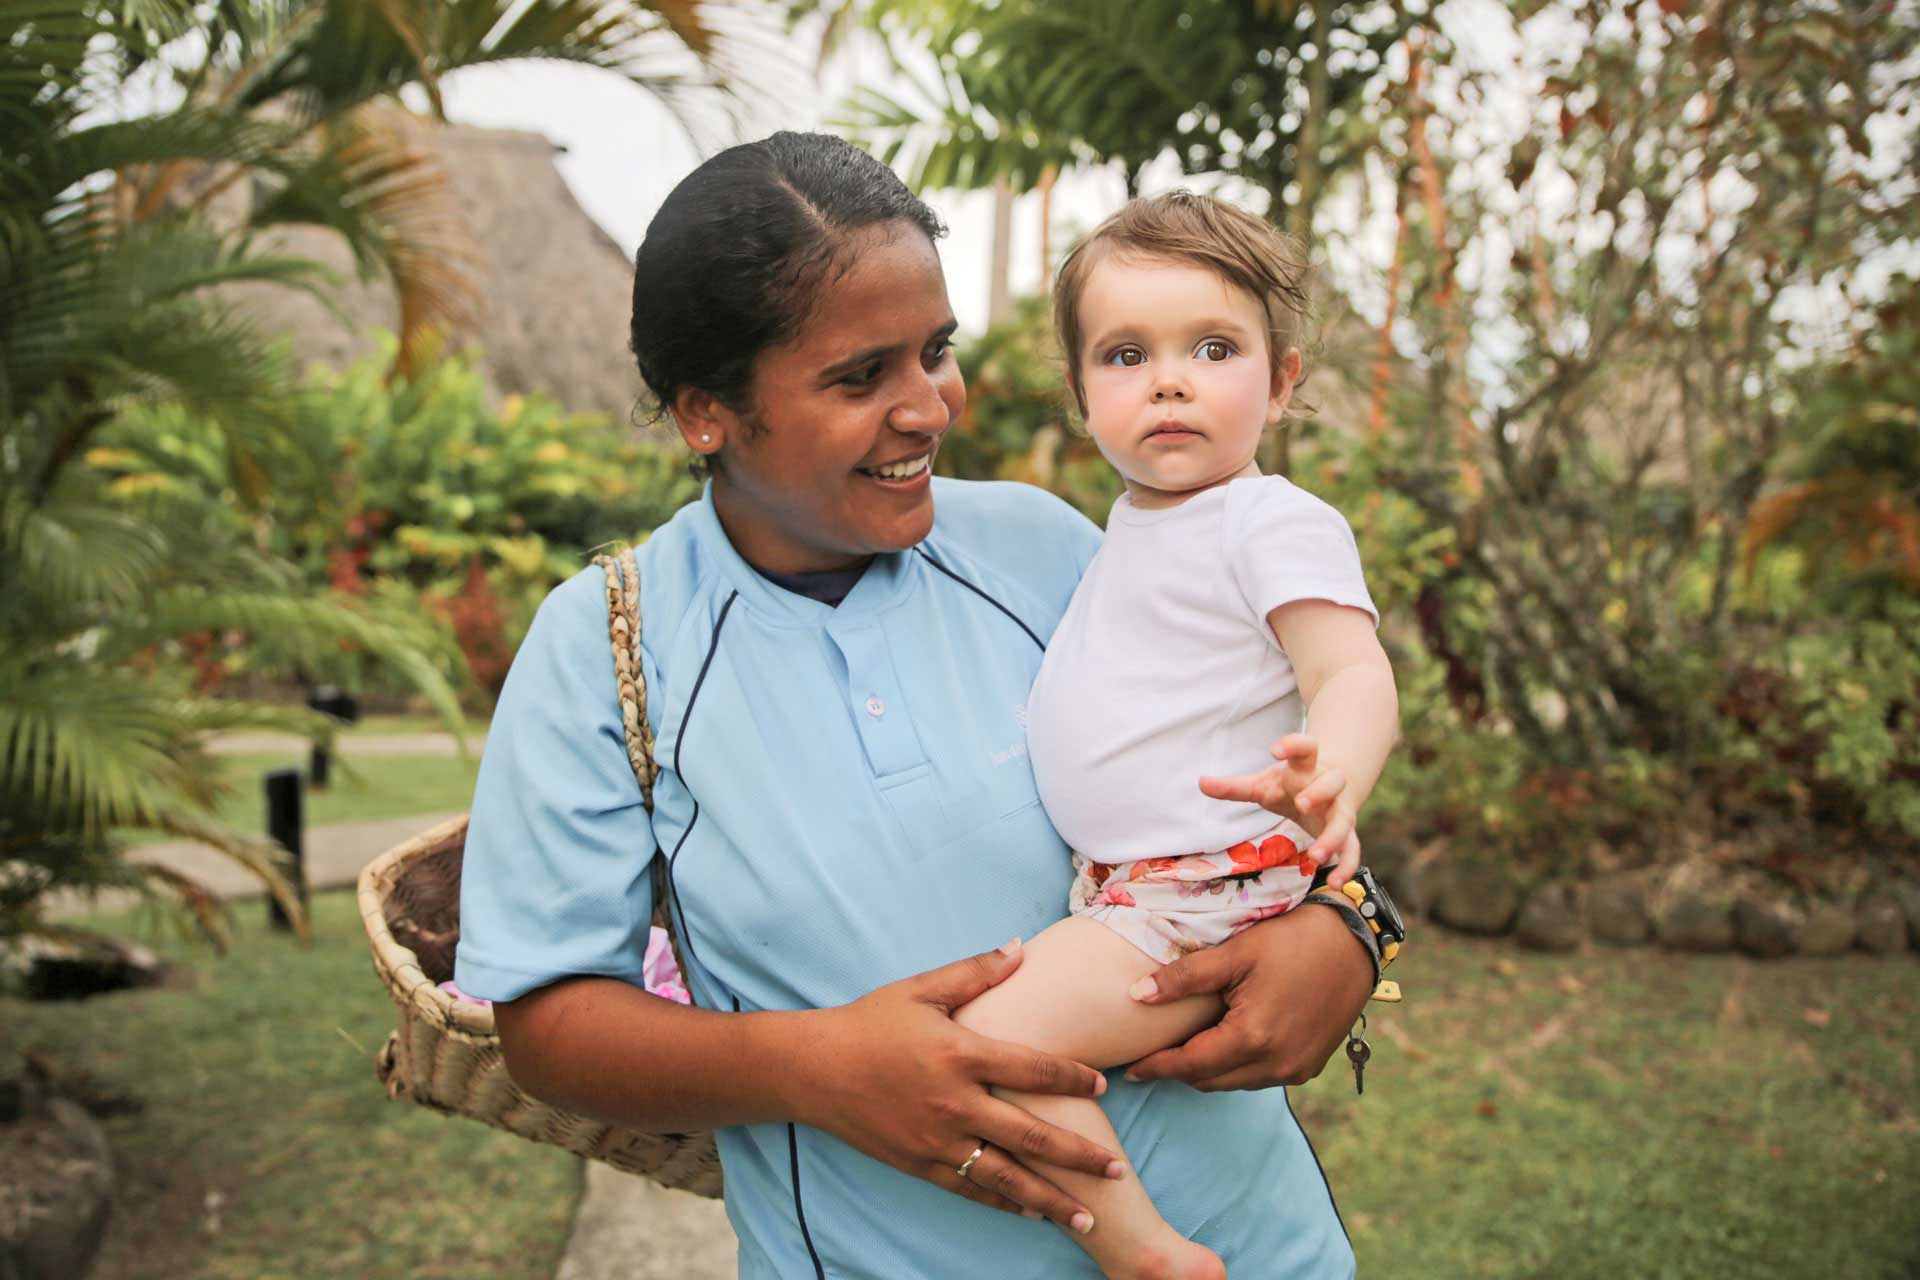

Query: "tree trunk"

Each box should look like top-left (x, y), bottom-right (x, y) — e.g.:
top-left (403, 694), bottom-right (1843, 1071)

top-left (988, 176), bottom-right (1014, 326)
top-left (1289, 0), bottom-right (1332, 242)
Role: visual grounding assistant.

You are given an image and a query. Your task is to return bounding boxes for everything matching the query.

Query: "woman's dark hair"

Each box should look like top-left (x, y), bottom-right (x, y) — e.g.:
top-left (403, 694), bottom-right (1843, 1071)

top-left (630, 132), bottom-right (946, 434)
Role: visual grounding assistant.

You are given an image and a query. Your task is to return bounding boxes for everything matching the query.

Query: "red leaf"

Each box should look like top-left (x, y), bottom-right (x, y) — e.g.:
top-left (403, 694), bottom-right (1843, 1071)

top-left (1558, 105), bottom-right (1579, 140)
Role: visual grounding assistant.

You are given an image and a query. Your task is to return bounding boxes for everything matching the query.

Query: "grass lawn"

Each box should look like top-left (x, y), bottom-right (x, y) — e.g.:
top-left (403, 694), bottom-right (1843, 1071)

top-left (1302, 932), bottom-right (1920, 1279)
top-left (126, 751), bottom-right (482, 845)
top-left (8, 896), bottom-right (1916, 1278)
top-left (5, 890), bottom-right (580, 1280)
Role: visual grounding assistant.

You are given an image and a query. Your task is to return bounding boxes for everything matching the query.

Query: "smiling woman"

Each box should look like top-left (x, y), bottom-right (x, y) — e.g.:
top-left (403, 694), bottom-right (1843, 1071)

top-left (674, 224), bottom-right (963, 573)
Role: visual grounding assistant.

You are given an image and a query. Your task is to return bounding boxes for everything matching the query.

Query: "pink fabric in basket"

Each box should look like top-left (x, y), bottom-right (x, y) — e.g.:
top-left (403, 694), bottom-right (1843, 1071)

top-left (438, 927), bottom-right (689, 1007)
top-left (643, 926), bottom-right (691, 1005)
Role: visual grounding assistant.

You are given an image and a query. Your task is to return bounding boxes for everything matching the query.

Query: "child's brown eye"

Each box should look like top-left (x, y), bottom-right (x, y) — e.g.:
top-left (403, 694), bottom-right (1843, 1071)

top-left (1106, 347), bottom-right (1146, 367)
top-left (1198, 340), bottom-right (1232, 361)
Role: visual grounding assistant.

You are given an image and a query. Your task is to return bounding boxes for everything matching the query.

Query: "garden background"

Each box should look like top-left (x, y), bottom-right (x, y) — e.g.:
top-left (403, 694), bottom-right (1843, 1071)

top-left (4, 1), bottom-right (1917, 1277)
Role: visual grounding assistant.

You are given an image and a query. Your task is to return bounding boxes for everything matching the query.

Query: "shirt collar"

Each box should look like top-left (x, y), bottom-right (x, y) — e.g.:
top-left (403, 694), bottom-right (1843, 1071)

top-left (685, 482), bottom-right (917, 626)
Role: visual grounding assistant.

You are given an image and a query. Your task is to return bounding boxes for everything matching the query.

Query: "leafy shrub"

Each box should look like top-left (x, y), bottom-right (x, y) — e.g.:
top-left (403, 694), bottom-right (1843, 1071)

top-left (101, 337), bottom-right (701, 702)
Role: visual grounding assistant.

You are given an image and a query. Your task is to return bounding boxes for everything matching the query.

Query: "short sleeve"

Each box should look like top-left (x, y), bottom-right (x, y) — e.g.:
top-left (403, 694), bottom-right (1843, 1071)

top-left (1226, 478), bottom-right (1379, 628)
top-left (454, 569), bottom-right (657, 1003)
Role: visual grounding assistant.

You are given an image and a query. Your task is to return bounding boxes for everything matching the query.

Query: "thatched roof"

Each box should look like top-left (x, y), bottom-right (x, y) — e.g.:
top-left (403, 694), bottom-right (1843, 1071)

top-left (231, 119), bottom-right (648, 424)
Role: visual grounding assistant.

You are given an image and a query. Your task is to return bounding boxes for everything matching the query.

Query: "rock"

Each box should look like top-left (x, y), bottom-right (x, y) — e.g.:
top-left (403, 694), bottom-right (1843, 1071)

top-left (1, 931), bottom-right (169, 1002)
top-left (1735, 897), bottom-right (1797, 959)
top-left (1658, 897), bottom-right (1736, 953)
top-left (1586, 881), bottom-right (1652, 946)
top-left (1795, 901), bottom-right (1856, 957)
top-left (1855, 897), bottom-right (1910, 955)
top-left (1893, 881), bottom-right (1920, 949)
top-left (1359, 836), bottom-right (1414, 886)
top-left (1514, 883), bottom-right (1583, 952)
top-left (1431, 866), bottom-right (1522, 936)
top-left (1386, 855), bottom-right (1436, 919)
top-left (0, 1099), bottom-right (114, 1280)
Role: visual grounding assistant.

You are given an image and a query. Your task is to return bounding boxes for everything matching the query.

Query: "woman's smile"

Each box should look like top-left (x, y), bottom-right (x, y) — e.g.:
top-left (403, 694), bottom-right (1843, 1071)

top-left (857, 447), bottom-right (937, 486)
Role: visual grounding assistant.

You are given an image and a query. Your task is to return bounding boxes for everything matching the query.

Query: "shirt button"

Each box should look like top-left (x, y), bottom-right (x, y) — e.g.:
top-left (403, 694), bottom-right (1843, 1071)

top-left (865, 695), bottom-right (886, 717)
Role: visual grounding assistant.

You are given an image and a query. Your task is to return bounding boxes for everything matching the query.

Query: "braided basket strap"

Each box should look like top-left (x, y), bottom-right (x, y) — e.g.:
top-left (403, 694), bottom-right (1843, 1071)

top-left (593, 548), bottom-right (695, 1008)
top-left (596, 548), bottom-right (658, 811)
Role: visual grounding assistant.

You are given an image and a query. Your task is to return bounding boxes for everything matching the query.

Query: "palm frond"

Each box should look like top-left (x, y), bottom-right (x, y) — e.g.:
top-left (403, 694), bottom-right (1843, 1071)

top-left (133, 588), bottom-right (468, 732)
top-left (135, 861), bottom-right (236, 953)
top-left (252, 100), bottom-right (482, 365)
top-left (152, 808), bottom-right (311, 944)
top-left (0, 658), bottom-right (210, 831)
top-left (0, 485), bottom-right (165, 614)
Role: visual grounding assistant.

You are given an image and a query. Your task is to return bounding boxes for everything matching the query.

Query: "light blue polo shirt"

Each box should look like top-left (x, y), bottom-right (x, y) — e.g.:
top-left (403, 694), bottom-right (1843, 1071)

top-left (457, 478), bottom-right (1354, 1280)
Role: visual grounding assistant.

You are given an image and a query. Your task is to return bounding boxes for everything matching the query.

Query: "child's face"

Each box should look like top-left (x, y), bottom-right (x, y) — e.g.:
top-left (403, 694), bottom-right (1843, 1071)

top-left (1072, 254), bottom-right (1298, 508)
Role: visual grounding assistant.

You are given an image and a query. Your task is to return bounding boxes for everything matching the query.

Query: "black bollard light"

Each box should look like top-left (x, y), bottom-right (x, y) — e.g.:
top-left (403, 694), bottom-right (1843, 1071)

top-left (304, 685), bottom-right (361, 790)
top-left (266, 766), bottom-right (307, 931)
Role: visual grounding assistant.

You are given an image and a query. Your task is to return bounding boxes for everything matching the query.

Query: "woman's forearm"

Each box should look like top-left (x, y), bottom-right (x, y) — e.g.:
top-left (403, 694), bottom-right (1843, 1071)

top-left (495, 976), bottom-right (814, 1132)
top-left (1303, 656), bottom-right (1399, 815)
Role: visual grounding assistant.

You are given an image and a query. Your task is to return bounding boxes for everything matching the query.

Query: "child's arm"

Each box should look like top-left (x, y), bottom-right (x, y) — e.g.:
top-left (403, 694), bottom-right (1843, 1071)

top-left (1199, 599), bottom-right (1398, 888)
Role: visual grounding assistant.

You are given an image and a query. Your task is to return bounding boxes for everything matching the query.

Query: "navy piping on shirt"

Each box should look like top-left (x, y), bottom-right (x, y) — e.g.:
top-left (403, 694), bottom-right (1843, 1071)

top-left (913, 545), bottom-right (1046, 653)
top-left (660, 589), bottom-right (831, 1275)
top-left (663, 559), bottom-right (1043, 1277)
top-left (662, 590), bottom-right (738, 1001)
top-left (1284, 1089), bottom-right (1352, 1249)
top-left (788, 1126), bottom-right (829, 1280)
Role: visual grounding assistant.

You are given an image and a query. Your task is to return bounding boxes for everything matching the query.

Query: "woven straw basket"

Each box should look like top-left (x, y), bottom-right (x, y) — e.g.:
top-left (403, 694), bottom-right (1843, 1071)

top-left (356, 551), bottom-right (723, 1197)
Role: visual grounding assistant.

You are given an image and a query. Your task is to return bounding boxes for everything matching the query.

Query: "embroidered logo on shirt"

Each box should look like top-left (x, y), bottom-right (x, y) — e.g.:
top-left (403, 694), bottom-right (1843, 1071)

top-left (993, 703), bottom-right (1030, 767)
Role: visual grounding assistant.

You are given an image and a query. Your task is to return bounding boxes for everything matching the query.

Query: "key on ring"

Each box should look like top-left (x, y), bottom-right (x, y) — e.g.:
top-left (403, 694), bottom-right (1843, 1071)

top-left (1345, 1025), bottom-right (1371, 1096)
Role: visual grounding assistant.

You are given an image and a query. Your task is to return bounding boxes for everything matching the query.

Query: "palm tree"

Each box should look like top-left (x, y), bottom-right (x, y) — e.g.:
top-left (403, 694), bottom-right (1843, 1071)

top-left (832, 0), bottom-right (1408, 237)
top-left (0, 0), bottom-right (750, 955)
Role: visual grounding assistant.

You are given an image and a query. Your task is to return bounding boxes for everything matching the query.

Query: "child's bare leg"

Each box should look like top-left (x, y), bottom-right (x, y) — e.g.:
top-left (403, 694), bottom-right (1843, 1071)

top-left (954, 917), bottom-right (1226, 1280)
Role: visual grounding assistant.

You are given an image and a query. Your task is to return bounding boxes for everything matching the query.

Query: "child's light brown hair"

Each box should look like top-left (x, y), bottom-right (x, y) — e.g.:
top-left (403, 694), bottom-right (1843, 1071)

top-left (1051, 190), bottom-right (1312, 418)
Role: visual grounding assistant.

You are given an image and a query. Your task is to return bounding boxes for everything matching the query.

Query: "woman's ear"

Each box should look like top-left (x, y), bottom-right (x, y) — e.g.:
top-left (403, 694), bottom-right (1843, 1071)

top-left (1266, 347), bottom-right (1304, 424)
top-left (673, 386), bottom-right (735, 458)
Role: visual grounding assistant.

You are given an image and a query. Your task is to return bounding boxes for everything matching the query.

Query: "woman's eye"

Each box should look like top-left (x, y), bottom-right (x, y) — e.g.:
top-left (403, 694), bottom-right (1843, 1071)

top-left (1197, 340), bottom-right (1233, 362)
top-left (924, 338), bottom-right (952, 363)
top-left (1105, 347), bottom-right (1146, 367)
top-left (842, 363), bottom-right (884, 389)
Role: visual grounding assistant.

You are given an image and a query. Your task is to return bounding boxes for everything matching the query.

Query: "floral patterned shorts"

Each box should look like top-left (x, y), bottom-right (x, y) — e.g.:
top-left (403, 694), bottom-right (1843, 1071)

top-left (1068, 819), bottom-right (1322, 965)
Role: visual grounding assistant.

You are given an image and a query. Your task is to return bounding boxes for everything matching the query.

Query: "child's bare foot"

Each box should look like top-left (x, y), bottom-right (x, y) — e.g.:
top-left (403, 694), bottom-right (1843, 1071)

top-left (1098, 1227), bottom-right (1226, 1280)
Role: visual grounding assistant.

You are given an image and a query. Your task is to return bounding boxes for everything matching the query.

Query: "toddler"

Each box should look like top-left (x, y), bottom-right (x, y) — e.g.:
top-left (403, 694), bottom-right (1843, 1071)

top-left (953, 192), bottom-right (1399, 1280)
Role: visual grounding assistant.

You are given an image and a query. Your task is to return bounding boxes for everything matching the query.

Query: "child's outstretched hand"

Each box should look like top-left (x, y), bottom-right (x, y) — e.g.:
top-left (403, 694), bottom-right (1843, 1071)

top-left (1199, 733), bottom-right (1363, 888)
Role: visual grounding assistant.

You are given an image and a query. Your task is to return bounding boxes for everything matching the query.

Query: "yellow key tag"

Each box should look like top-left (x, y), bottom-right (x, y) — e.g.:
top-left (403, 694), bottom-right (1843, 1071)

top-left (1369, 979), bottom-right (1402, 1003)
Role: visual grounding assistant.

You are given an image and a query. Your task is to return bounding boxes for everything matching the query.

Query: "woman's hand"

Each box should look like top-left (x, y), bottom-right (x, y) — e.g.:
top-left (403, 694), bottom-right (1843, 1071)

top-left (1121, 902), bottom-right (1373, 1091)
top-left (783, 939), bottom-right (1125, 1229)
top-left (1199, 733), bottom-right (1362, 888)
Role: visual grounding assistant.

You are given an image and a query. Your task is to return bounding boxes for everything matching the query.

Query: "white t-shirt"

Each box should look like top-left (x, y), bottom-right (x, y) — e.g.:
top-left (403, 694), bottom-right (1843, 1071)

top-left (1025, 474), bottom-right (1378, 864)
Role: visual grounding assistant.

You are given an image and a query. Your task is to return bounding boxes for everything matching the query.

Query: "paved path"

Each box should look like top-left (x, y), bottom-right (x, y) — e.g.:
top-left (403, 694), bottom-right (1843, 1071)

top-left (555, 1166), bottom-right (737, 1280)
top-left (40, 812), bottom-right (466, 919)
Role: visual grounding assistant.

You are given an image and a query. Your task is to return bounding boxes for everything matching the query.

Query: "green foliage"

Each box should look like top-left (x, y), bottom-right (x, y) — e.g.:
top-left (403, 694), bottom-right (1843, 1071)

top-left (1745, 276), bottom-right (1920, 616)
top-left (1781, 601), bottom-right (1920, 841)
top-left (100, 338), bottom-right (701, 699)
top-left (936, 296), bottom-right (1122, 522)
top-left (2, 4), bottom-right (458, 941)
